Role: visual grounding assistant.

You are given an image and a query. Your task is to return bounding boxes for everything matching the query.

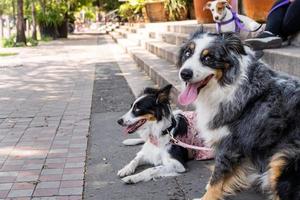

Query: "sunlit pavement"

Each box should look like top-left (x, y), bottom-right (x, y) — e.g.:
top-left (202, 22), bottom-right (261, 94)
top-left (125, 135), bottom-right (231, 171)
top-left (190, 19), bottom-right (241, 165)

top-left (0, 35), bottom-right (99, 199)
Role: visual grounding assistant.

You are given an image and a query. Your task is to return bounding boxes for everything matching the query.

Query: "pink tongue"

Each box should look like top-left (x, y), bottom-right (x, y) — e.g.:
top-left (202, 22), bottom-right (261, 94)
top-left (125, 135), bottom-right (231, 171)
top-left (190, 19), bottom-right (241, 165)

top-left (178, 83), bottom-right (199, 105)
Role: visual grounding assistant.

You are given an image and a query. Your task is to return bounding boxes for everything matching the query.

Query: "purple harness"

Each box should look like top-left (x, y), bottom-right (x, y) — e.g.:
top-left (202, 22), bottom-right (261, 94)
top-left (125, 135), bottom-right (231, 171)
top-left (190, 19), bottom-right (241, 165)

top-left (216, 9), bottom-right (262, 33)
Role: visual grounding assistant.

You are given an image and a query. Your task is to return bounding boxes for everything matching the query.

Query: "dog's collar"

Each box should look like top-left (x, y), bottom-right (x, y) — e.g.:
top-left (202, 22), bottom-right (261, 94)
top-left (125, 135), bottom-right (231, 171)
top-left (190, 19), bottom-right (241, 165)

top-left (161, 117), bottom-right (176, 136)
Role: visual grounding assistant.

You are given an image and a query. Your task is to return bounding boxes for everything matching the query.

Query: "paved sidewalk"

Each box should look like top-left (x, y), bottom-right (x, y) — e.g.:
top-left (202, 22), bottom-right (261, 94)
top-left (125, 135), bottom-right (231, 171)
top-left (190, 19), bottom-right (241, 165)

top-left (0, 35), bottom-right (98, 199)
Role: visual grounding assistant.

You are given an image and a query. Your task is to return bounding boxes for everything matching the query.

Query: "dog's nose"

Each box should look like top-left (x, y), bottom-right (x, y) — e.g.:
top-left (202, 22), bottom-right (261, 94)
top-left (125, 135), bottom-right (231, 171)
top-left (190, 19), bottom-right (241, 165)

top-left (180, 69), bottom-right (193, 81)
top-left (215, 16), bottom-right (219, 20)
top-left (117, 118), bottom-right (124, 126)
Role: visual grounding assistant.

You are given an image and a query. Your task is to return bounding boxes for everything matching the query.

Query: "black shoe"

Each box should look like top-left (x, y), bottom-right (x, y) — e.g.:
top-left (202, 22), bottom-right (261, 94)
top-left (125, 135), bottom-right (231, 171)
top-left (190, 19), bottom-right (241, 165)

top-left (245, 31), bottom-right (282, 50)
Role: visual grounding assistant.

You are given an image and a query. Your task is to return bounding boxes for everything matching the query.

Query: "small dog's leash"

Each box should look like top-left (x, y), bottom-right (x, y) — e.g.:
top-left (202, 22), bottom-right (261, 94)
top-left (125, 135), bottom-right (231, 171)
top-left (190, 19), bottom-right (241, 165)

top-left (168, 131), bottom-right (212, 151)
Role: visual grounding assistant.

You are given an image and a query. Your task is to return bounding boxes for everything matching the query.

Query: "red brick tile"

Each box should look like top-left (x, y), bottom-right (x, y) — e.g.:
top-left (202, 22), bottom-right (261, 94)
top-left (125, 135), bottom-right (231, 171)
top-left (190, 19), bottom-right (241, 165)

top-left (0, 165), bottom-right (23, 171)
top-left (39, 174), bottom-right (62, 181)
top-left (33, 188), bottom-right (59, 197)
top-left (63, 168), bottom-right (83, 174)
top-left (66, 157), bottom-right (85, 163)
top-left (0, 190), bottom-right (9, 198)
top-left (44, 163), bottom-right (65, 169)
top-left (60, 180), bottom-right (83, 188)
top-left (12, 182), bottom-right (36, 190)
top-left (0, 176), bottom-right (17, 183)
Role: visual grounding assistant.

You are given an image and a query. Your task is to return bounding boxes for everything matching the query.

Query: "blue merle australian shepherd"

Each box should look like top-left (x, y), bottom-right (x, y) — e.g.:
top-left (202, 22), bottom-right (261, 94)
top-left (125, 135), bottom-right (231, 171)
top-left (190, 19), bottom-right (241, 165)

top-left (177, 31), bottom-right (300, 200)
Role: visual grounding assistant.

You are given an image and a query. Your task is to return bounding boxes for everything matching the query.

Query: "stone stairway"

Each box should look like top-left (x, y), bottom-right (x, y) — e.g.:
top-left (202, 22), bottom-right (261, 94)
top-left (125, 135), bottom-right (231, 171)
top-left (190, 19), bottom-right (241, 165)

top-left (109, 21), bottom-right (300, 103)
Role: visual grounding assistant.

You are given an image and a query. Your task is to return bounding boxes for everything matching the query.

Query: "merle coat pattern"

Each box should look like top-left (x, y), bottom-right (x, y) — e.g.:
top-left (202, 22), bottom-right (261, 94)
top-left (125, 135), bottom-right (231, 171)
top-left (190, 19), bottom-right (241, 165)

top-left (177, 31), bottom-right (300, 200)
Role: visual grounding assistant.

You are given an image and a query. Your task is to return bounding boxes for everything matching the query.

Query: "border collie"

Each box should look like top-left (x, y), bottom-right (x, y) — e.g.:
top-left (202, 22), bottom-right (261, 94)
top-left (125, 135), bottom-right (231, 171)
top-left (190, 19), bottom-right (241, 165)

top-left (204, 0), bottom-right (263, 35)
top-left (117, 85), bottom-right (213, 184)
top-left (177, 31), bottom-right (300, 200)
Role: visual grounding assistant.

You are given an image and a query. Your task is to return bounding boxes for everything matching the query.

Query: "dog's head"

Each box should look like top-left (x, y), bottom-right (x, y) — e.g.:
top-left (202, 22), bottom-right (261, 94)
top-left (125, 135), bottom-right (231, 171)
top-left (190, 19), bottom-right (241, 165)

top-left (177, 31), bottom-right (247, 105)
top-left (117, 85), bottom-right (172, 134)
top-left (204, 0), bottom-right (232, 22)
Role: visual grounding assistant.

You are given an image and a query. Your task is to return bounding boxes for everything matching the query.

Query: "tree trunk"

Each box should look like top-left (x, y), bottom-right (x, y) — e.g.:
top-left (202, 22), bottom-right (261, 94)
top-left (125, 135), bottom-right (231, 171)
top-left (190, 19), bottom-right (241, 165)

top-left (16, 0), bottom-right (26, 44)
top-left (31, 2), bottom-right (37, 40)
top-left (0, 16), bottom-right (3, 39)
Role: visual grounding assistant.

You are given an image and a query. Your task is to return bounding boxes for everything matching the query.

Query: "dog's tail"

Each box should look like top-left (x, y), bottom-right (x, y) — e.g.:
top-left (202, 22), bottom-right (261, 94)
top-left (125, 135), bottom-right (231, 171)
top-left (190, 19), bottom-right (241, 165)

top-left (122, 138), bottom-right (145, 146)
top-left (274, 149), bottom-right (300, 200)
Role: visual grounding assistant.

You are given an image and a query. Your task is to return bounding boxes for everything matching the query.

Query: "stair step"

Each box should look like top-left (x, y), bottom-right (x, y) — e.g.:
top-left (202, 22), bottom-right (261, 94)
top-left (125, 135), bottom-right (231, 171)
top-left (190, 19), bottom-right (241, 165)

top-left (113, 23), bottom-right (300, 78)
top-left (110, 31), bottom-right (194, 109)
top-left (263, 47), bottom-right (300, 77)
top-left (145, 41), bottom-right (178, 65)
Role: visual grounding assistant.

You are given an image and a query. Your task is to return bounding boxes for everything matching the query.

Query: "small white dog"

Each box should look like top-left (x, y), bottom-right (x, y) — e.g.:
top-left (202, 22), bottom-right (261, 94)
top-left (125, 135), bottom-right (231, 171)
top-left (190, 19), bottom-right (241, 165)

top-left (117, 85), bottom-right (213, 184)
top-left (204, 0), bottom-right (263, 35)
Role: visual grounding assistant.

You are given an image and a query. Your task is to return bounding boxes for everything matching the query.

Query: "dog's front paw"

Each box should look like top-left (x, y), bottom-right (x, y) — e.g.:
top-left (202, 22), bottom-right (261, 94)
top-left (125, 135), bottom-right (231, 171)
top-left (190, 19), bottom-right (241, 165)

top-left (117, 165), bottom-right (135, 177)
top-left (121, 175), bottom-right (139, 184)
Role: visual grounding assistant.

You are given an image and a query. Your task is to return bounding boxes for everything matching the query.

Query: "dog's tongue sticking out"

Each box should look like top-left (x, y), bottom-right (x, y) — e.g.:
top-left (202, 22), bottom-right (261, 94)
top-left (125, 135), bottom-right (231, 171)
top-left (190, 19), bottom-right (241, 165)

top-left (178, 83), bottom-right (199, 106)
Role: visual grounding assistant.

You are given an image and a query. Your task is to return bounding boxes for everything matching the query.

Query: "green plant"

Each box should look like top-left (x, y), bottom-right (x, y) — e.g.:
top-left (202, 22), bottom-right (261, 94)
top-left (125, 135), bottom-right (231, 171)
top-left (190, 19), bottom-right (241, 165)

top-left (2, 35), bottom-right (16, 48)
top-left (0, 52), bottom-right (18, 57)
top-left (26, 37), bottom-right (38, 46)
top-left (40, 36), bottom-right (53, 42)
top-left (118, 0), bottom-right (144, 21)
top-left (164, 0), bottom-right (187, 21)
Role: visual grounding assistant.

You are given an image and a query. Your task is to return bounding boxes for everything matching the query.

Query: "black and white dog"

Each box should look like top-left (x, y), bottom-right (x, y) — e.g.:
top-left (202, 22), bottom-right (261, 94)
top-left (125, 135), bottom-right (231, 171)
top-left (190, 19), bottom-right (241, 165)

top-left (117, 85), bottom-right (189, 184)
top-left (177, 31), bottom-right (300, 200)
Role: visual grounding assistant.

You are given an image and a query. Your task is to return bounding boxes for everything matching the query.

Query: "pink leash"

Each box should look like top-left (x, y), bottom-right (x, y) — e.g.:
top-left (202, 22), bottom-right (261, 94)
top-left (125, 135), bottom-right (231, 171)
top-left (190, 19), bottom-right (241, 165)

top-left (169, 133), bottom-right (212, 151)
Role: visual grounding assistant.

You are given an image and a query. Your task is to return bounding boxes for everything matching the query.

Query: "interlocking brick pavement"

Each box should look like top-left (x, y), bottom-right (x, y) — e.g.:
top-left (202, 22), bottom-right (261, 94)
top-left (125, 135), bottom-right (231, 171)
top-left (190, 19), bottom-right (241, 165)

top-left (0, 34), bottom-right (99, 199)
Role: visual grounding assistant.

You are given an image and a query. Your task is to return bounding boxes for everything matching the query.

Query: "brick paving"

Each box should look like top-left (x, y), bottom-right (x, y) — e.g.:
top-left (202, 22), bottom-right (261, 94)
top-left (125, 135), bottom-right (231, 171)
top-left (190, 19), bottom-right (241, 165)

top-left (0, 35), bottom-right (99, 199)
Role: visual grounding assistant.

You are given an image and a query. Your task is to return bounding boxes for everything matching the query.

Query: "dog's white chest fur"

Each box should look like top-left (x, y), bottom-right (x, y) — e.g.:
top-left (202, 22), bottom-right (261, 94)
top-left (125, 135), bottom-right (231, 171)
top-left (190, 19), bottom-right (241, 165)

top-left (195, 82), bottom-right (235, 146)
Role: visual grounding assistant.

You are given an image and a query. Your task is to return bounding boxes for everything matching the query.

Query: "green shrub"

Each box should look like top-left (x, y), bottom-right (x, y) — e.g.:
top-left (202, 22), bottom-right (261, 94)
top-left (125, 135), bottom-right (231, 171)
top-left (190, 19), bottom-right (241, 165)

top-left (40, 36), bottom-right (53, 42)
top-left (2, 35), bottom-right (16, 48)
top-left (165, 0), bottom-right (187, 21)
top-left (26, 38), bottom-right (39, 47)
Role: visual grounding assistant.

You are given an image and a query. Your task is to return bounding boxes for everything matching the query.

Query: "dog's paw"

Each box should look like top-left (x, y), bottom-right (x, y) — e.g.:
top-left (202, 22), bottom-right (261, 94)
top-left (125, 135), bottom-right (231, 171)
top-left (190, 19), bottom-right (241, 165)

top-left (117, 165), bottom-right (135, 177)
top-left (121, 175), bottom-right (139, 184)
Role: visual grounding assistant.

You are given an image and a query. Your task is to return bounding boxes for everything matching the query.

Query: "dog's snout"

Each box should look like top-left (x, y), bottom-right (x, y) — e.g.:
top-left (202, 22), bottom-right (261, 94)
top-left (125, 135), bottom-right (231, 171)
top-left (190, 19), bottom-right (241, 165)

top-left (117, 118), bottom-right (124, 126)
top-left (180, 69), bottom-right (193, 81)
top-left (215, 16), bottom-right (219, 20)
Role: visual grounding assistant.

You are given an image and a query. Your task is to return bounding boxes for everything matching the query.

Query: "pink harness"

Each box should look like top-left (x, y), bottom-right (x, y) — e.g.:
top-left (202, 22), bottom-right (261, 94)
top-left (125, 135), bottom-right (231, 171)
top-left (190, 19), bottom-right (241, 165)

top-left (150, 112), bottom-right (214, 161)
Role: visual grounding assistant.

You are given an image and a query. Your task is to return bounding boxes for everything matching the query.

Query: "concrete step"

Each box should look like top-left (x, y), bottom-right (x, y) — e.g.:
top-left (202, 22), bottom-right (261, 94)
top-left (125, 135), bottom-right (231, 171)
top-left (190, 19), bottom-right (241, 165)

top-left (114, 25), bottom-right (300, 78)
top-left (110, 31), bottom-right (194, 110)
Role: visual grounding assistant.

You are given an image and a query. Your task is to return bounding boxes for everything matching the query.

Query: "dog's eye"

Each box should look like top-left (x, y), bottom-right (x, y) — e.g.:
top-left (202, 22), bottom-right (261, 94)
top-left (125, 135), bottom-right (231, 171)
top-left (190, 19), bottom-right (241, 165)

top-left (185, 49), bottom-right (192, 58)
top-left (204, 55), bottom-right (211, 62)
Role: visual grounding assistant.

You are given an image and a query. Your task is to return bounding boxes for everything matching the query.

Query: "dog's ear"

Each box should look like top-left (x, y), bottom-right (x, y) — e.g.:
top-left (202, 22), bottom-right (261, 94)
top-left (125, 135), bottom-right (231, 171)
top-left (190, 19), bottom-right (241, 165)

top-left (144, 87), bottom-right (159, 95)
top-left (203, 1), bottom-right (212, 10)
top-left (156, 84), bottom-right (172, 104)
top-left (222, 32), bottom-right (247, 56)
top-left (216, 0), bottom-right (232, 9)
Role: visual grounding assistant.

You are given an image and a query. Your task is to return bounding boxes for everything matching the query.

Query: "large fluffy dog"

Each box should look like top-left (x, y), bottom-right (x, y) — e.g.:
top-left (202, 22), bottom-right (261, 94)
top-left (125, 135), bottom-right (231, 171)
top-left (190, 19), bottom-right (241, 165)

top-left (177, 31), bottom-right (300, 200)
top-left (117, 85), bottom-right (213, 184)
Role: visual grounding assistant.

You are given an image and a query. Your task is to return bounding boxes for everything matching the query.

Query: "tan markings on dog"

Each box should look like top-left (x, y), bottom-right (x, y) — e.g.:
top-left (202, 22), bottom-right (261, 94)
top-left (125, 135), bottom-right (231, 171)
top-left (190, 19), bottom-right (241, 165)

top-left (269, 153), bottom-right (287, 191)
top-left (188, 42), bottom-right (196, 51)
top-left (215, 69), bottom-right (223, 80)
top-left (201, 164), bottom-right (252, 200)
top-left (216, 1), bottom-right (226, 14)
top-left (202, 49), bottom-right (209, 56)
top-left (143, 114), bottom-right (156, 121)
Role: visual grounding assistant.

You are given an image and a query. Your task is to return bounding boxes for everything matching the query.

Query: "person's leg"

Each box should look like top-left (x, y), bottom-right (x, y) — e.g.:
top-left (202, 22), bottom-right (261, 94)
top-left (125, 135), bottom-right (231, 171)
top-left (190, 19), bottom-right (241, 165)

top-left (265, 0), bottom-right (290, 35)
top-left (245, 0), bottom-right (289, 50)
top-left (281, 0), bottom-right (300, 37)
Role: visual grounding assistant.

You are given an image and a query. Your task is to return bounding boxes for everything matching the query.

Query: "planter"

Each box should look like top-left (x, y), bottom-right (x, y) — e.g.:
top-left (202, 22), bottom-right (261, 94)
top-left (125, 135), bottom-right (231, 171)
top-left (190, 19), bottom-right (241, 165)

top-left (242, 0), bottom-right (275, 23)
top-left (144, 1), bottom-right (167, 22)
top-left (193, 0), bottom-right (213, 23)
